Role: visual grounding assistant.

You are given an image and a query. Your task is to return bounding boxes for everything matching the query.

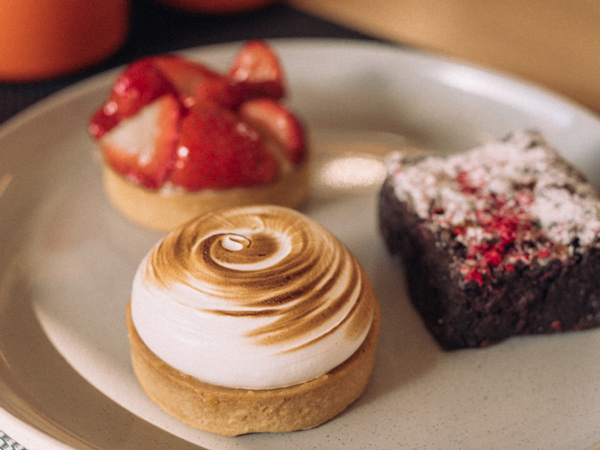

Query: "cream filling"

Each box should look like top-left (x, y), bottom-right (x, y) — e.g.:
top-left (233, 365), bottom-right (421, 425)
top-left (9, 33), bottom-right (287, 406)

top-left (130, 205), bottom-right (374, 390)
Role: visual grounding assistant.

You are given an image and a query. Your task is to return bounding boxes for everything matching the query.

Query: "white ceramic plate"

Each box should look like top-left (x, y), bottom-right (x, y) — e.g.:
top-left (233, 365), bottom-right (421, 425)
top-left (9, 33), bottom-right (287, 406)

top-left (1, 39), bottom-right (600, 450)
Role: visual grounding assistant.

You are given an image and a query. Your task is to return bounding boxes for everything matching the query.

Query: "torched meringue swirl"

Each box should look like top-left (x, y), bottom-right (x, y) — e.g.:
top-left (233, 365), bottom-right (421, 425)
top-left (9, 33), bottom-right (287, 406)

top-left (130, 205), bottom-right (376, 389)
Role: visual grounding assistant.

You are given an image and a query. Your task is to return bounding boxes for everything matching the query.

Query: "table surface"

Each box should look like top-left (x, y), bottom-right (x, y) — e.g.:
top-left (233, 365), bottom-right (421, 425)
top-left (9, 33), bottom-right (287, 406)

top-left (0, 0), bottom-right (376, 125)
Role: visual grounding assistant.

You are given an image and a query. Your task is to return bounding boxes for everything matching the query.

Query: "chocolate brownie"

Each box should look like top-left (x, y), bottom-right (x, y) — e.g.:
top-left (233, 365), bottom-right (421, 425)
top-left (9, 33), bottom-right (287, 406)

top-left (378, 130), bottom-right (600, 350)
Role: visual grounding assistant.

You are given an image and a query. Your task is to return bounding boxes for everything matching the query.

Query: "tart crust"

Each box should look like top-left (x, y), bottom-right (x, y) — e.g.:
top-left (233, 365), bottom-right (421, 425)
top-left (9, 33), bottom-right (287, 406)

top-left (103, 159), bottom-right (310, 232)
top-left (126, 296), bottom-right (380, 436)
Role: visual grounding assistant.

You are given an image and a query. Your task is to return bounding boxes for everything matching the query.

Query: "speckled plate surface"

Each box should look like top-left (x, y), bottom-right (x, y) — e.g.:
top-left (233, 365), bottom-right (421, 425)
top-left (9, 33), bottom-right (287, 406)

top-left (1, 39), bottom-right (600, 450)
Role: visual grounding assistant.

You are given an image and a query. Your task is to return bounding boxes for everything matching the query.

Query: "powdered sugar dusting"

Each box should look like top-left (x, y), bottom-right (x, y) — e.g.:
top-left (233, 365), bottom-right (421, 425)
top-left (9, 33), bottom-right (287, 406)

top-left (386, 130), bottom-right (600, 283)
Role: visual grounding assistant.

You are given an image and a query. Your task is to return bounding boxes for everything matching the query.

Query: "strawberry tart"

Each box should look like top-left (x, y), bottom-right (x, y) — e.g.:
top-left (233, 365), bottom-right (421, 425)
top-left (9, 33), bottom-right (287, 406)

top-left (89, 40), bottom-right (309, 232)
top-left (127, 205), bottom-right (380, 435)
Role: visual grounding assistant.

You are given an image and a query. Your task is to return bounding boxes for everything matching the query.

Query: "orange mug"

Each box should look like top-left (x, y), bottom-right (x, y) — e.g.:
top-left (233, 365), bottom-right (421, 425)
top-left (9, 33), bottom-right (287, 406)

top-left (0, 0), bottom-right (129, 81)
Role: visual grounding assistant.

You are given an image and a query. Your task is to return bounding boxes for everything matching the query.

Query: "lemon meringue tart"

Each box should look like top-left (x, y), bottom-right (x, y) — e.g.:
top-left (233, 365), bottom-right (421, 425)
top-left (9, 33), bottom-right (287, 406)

top-left (126, 205), bottom-right (380, 436)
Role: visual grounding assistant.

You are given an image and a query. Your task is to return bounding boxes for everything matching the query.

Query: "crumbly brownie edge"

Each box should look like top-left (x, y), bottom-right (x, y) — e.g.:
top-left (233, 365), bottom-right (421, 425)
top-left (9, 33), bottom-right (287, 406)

top-left (378, 180), bottom-right (476, 350)
top-left (378, 180), bottom-right (600, 350)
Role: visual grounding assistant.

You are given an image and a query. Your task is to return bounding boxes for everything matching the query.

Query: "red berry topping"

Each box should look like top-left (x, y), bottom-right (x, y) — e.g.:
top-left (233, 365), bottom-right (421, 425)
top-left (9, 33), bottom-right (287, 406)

top-left (228, 40), bottom-right (285, 100)
top-left (153, 55), bottom-right (245, 108)
top-left (89, 40), bottom-right (304, 192)
top-left (455, 170), bottom-right (548, 285)
top-left (99, 94), bottom-right (182, 189)
top-left (89, 58), bottom-right (175, 139)
top-left (169, 102), bottom-right (279, 190)
top-left (239, 98), bottom-right (306, 165)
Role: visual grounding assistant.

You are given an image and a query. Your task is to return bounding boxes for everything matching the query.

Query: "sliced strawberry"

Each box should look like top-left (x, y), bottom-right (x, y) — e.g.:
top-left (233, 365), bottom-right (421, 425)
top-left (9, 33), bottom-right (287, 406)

top-left (239, 98), bottom-right (306, 165)
top-left (89, 58), bottom-right (175, 139)
top-left (194, 76), bottom-right (246, 109)
top-left (89, 106), bottom-right (120, 140)
top-left (99, 94), bottom-right (181, 189)
top-left (153, 55), bottom-right (219, 105)
top-left (228, 40), bottom-right (285, 100)
top-left (154, 54), bottom-right (246, 108)
top-left (169, 102), bottom-right (280, 191)
top-left (110, 58), bottom-right (175, 116)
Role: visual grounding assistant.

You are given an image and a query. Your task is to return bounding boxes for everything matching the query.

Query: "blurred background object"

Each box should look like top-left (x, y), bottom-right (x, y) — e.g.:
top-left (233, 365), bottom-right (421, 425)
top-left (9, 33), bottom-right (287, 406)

top-left (289, 0), bottom-right (600, 114)
top-left (0, 0), bottom-right (371, 124)
top-left (155, 0), bottom-right (279, 14)
top-left (0, 0), bottom-right (129, 81)
top-left (3, 0), bottom-right (599, 122)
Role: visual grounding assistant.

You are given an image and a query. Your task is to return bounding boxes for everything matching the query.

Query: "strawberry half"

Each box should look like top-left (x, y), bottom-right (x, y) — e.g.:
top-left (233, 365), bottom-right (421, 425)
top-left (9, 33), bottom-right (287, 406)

top-left (153, 55), bottom-right (245, 109)
top-left (169, 102), bottom-right (280, 191)
top-left (99, 94), bottom-right (181, 189)
top-left (239, 98), bottom-right (306, 165)
top-left (194, 76), bottom-right (246, 109)
top-left (89, 58), bottom-right (175, 139)
top-left (89, 106), bottom-right (121, 140)
top-left (228, 40), bottom-right (285, 100)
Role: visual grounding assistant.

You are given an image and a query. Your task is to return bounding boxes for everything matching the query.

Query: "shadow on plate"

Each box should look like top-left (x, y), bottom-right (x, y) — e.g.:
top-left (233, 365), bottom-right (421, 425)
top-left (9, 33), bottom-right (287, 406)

top-left (0, 258), bottom-right (207, 450)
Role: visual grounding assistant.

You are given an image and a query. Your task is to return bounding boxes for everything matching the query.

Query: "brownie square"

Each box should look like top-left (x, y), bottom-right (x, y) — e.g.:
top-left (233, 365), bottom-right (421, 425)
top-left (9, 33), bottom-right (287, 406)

top-left (378, 130), bottom-right (600, 349)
